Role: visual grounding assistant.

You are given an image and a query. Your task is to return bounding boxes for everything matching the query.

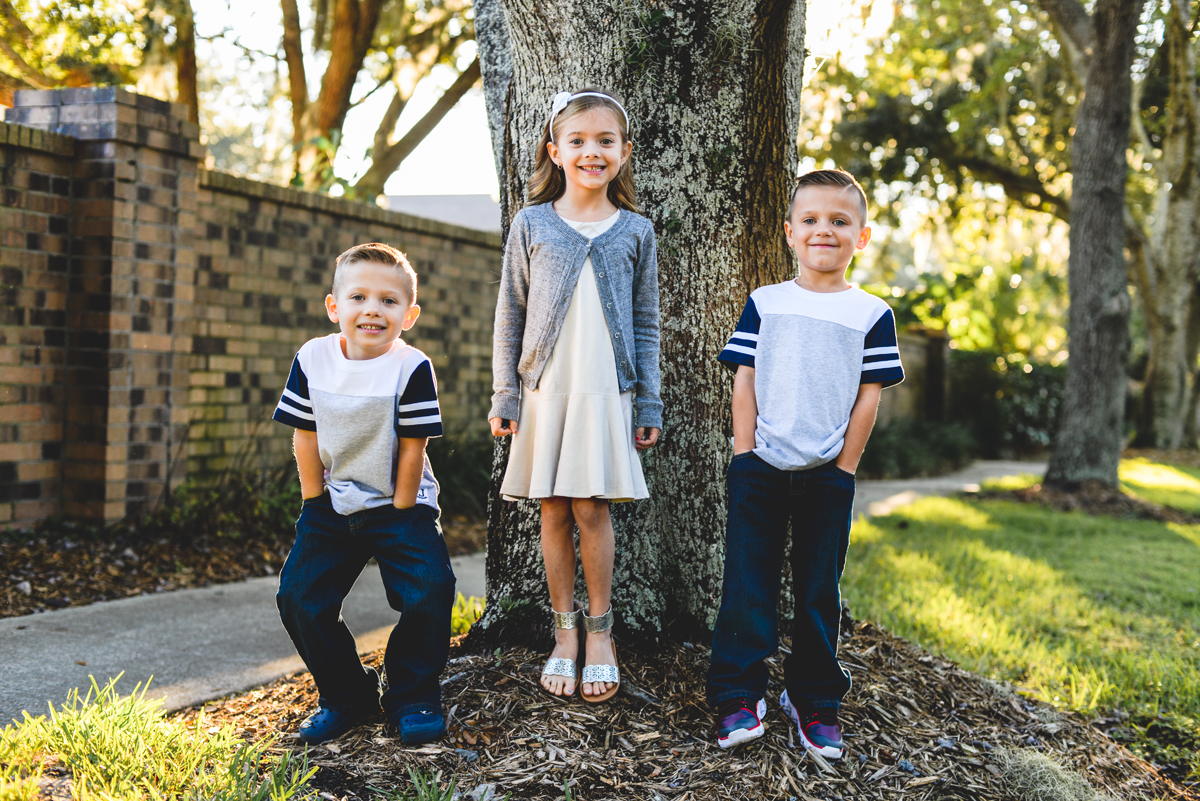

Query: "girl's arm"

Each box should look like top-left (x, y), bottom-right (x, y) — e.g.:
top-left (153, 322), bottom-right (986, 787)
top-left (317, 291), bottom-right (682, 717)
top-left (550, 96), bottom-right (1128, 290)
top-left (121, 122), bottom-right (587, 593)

top-left (630, 222), bottom-right (664, 433)
top-left (294, 429), bottom-right (325, 499)
top-left (837, 382), bottom-right (882, 474)
top-left (489, 213), bottom-right (531, 428)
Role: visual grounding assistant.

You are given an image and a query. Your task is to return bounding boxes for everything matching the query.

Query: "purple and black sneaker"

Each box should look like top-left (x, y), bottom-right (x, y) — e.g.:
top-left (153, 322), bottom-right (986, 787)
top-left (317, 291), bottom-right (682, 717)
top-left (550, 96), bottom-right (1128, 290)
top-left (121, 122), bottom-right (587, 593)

top-left (781, 689), bottom-right (844, 760)
top-left (716, 697), bottom-right (766, 750)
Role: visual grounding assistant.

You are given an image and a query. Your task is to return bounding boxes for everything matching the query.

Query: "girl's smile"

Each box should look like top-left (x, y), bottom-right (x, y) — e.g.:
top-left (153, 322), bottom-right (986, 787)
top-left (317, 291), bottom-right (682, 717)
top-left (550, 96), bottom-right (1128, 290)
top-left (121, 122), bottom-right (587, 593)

top-left (546, 108), bottom-right (631, 199)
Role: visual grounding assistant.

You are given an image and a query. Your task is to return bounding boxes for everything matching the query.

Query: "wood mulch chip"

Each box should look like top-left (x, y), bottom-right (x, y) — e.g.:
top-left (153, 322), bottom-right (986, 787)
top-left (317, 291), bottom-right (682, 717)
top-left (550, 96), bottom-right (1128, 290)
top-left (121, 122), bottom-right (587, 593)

top-left (0, 515), bottom-right (486, 620)
top-left (174, 620), bottom-right (1195, 801)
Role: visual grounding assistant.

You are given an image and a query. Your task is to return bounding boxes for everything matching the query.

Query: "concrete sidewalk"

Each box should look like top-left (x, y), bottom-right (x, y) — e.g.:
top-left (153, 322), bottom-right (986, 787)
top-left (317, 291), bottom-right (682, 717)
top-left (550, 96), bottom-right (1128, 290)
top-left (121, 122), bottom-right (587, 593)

top-left (1, 460), bottom-right (1042, 725)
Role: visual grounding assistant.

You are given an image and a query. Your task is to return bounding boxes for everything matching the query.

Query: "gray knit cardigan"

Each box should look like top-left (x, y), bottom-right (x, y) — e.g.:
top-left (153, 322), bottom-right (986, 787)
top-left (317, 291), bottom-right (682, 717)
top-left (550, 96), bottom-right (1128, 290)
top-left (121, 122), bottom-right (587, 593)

top-left (489, 202), bottom-right (663, 430)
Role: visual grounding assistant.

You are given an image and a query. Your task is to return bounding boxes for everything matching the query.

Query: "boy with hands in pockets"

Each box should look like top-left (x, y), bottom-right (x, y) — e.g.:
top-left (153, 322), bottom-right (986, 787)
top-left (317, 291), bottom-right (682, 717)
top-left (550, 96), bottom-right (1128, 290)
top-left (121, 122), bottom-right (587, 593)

top-left (707, 170), bottom-right (904, 756)
top-left (273, 243), bottom-right (454, 746)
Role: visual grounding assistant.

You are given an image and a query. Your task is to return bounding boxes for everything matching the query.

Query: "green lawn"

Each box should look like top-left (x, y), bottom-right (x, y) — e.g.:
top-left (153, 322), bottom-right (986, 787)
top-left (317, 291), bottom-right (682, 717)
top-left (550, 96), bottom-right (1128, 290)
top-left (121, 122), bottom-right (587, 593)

top-left (843, 471), bottom-right (1200, 776)
top-left (1120, 457), bottom-right (1200, 515)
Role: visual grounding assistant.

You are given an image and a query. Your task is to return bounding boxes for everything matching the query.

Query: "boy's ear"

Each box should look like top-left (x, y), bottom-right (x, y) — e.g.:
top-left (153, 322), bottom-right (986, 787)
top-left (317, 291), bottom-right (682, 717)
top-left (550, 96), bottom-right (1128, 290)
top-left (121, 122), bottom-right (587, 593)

top-left (402, 304), bottom-right (421, 331)
top-left (783, 219), bottom-right (795, 248)
top-left (325, 293), bottom-right (339, 322)
top-left (856, 226), bottom-right (872, 250)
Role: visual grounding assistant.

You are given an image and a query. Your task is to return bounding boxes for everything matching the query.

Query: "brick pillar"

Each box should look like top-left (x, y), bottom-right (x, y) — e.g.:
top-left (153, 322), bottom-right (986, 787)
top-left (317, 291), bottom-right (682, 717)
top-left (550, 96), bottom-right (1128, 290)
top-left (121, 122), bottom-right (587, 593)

top-left (8, 88), bottom-right (202, 521)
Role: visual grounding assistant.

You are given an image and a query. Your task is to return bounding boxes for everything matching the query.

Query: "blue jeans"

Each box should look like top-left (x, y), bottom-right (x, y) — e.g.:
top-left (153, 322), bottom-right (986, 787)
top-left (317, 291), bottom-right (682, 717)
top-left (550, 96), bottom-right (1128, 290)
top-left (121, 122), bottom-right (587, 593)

top-left (277, 494), bottom-right (455, 718)
top-left (706, 453), bottom-right (855, 710)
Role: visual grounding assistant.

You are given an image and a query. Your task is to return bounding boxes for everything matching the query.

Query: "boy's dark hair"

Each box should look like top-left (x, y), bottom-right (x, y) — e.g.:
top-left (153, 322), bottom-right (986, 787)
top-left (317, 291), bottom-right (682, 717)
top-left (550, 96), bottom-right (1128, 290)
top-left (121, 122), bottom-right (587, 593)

top-left (332, 243), bottom-right (418, 302)
top-left (789, 169), bottom-right (868, 223)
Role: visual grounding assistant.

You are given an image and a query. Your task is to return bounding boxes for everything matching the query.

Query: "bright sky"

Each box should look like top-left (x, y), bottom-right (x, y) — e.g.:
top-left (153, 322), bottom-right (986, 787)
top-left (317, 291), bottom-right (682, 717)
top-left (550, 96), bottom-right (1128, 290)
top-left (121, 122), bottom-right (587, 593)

top-left (192, 0), bottom-right (890, 198)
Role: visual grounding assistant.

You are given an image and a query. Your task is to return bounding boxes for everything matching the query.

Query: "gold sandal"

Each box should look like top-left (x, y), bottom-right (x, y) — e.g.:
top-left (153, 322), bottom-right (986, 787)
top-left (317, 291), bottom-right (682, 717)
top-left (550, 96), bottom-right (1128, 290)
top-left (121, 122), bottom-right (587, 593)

top-left (580, 605), bottom-right (619, 704)
top-left (541, 603), bottom-right (582, 697)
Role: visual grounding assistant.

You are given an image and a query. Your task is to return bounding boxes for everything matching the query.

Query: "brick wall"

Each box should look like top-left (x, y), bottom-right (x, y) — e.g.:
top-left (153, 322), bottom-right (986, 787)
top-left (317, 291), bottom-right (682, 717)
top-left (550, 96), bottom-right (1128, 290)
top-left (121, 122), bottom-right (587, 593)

top-left (0, 122), bottom-right (73, 524)
top-left (0, 88), bottom-right (502, 525)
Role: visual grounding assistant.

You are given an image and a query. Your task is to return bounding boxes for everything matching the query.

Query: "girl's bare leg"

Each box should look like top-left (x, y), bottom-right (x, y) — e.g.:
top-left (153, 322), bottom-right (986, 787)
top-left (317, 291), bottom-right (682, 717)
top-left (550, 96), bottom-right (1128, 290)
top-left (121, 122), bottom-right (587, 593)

top-left (572, 497), bottom-right (616, 697)
top-left (540, 496), bottom-right (579, 695)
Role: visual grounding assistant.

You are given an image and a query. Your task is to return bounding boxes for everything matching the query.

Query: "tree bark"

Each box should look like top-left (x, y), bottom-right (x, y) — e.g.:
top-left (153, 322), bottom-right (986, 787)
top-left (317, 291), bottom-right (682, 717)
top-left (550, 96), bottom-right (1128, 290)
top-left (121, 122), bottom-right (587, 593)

top-left (1044, 0), bottom-right (1144, 487)
top-left (173, 0), bottom-right (199, 125)
top-left (1131, 0), bottom-right (1200, 450)
top-left (472, 0), bottom-right (807, 646)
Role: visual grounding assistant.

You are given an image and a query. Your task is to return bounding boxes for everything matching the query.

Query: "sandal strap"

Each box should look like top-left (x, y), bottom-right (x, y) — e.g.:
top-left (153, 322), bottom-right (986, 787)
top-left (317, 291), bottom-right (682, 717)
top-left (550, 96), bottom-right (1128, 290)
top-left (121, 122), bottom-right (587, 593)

top-left (542, 657), bottom-right (577, 679)
top-left (553, 605), bottom-right (582, 630)
top-left (580, 663), bottom-right (619, 684)
top-left (583, 605), bottom-right (614, 633)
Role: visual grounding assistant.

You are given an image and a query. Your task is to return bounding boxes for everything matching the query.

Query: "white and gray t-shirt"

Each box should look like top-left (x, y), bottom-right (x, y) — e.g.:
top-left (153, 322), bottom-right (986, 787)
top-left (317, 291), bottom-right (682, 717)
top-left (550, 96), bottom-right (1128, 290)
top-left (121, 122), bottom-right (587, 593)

top-left (273, 334), bottom-right (444, 515)
top-left (719, 281), bottom-right (904, 471)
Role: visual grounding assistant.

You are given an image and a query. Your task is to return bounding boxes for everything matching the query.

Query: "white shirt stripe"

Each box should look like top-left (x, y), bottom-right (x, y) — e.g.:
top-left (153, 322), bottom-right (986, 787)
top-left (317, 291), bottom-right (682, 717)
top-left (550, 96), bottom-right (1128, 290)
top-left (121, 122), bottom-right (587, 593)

top-left (276, 401), bottom-right (315, 421)
top-left (730, 331), bottom-right (760, 342)
top-left (862, 359), bottom-right (903, 370)
top-left (281, 387), bottom-right (312, 409)
top-left (863, 346), bottom-right (899, 357)
top-left (722, 343), bottom-right (756, 356)
top-left (398, 413), bottom-right (442, 426)
top-left (398, 399), bottom-right (441, 412)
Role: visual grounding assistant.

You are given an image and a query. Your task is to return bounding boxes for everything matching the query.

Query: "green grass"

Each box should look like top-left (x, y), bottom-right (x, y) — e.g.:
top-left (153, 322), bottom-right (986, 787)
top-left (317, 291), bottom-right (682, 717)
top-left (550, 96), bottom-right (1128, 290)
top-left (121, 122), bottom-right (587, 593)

top-left (452, 593), bottom-right (484, 637)
top-left (0, 677), bottom-right (317, 800)
top-left (1120, 457), bottom-right (1200, 515)
top-left (843, 488), bottom-right (1200, 777)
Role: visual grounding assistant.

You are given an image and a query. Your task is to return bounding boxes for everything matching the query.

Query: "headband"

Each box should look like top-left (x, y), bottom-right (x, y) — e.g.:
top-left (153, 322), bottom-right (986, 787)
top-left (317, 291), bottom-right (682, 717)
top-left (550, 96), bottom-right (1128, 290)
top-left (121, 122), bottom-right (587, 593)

top-left (547, 91), bottom-right (631, 136)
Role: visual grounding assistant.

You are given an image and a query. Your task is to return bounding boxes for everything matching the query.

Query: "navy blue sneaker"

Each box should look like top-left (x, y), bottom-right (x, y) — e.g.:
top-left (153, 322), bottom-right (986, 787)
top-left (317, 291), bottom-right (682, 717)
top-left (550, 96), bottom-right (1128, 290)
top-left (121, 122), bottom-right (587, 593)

top-left (781, 690), bottom-right (844, 760)
top-left (297, 705), bottom-right (373, 745)
top-left (393, 707), bottom-right (447, 745)
top-left (716, 697), bottom-right (766, 749)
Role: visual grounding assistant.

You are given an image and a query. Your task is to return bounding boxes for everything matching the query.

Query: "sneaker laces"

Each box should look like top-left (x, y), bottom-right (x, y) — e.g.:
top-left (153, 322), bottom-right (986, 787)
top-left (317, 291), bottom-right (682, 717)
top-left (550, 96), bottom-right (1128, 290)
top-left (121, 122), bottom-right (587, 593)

top-left (802, 707), bottom-right (839, 728)
top-left (718, 698), bottom-right (757, 719)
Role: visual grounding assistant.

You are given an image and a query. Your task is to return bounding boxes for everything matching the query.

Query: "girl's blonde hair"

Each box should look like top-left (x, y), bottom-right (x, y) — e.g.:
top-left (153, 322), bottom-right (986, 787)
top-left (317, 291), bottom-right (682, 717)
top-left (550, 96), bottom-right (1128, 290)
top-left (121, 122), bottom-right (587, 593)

top-left (527, 88), bottom-right (640, 213)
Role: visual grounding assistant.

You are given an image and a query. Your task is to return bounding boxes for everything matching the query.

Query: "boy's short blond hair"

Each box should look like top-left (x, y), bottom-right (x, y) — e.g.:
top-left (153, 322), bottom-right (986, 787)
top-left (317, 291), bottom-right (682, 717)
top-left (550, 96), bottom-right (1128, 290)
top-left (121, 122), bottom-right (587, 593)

top-left (332, 243), bottom-right (418, 303)
top-left (789, 169), bottom-right (868, 224)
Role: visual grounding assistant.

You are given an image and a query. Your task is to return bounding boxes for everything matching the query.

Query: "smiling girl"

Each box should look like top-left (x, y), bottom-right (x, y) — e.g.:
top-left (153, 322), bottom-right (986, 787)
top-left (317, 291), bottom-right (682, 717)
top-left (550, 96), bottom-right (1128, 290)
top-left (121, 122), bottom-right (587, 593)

top-left (489, 89), bottom-right (662, 703)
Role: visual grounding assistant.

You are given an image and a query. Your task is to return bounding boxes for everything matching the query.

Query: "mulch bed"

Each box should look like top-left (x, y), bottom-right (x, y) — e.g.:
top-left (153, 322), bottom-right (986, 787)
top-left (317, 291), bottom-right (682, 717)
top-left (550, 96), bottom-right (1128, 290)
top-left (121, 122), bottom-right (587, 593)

top-left (976, 479), bottom-right (1200, 525)
top-left (174, 620), bottom-right (1196, 801)
top-left (0, 516), bottom-right (486, 620)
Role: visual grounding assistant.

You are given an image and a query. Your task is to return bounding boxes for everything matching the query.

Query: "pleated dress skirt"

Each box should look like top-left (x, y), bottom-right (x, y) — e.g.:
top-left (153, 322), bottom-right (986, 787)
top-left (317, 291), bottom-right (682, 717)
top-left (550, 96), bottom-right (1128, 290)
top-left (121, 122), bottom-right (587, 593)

top-left (500, 213), bottom-right (648, 502)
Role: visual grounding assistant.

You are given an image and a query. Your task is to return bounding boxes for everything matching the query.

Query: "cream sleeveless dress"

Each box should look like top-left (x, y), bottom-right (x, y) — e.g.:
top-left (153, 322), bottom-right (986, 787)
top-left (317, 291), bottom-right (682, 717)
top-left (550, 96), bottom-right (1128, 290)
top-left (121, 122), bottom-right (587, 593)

top-left (500, 210), bottom-right (649, 501)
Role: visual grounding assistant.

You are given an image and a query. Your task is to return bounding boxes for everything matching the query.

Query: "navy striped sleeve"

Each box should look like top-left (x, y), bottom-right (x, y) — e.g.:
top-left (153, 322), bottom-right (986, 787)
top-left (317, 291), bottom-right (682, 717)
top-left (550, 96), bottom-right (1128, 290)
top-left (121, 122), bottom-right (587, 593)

top-left (861, 308), bottom-right (905, 388)
top-left (396, 360), bottom-right (444, 439)
top-left (273, 354), bottom-right (317, 430)
top-left (718, 297), bottom-right (761, 371)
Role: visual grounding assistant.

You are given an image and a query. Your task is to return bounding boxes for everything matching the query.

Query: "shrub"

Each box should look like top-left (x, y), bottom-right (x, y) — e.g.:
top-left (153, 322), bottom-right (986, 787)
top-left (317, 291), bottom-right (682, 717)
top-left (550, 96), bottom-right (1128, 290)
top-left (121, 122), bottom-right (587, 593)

top-left (426, 426), bottom-right (493, 519)
top-left (948, 350), bottom-right (1065, 458)
top-left (858, 419), bottom-right (976, 479)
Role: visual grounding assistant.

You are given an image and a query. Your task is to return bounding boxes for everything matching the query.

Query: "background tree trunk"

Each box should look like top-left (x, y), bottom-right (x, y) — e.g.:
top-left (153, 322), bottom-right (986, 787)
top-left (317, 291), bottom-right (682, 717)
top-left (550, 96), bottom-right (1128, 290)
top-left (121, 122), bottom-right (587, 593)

top-left (471, 0), bottom-right (807, 647)
top-left (1132, 0), bottom-right (1200, 450)
top-left (173, 0), bottom-right (199, 125)
top-left (1044, 0), bottom-right (1144, 487)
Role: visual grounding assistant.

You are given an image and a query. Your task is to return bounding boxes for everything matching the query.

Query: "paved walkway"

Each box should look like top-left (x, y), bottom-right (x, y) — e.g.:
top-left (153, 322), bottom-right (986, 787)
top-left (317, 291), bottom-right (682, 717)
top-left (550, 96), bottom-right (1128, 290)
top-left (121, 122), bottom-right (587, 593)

top-left (1, 460), bottom-right (1043, 725)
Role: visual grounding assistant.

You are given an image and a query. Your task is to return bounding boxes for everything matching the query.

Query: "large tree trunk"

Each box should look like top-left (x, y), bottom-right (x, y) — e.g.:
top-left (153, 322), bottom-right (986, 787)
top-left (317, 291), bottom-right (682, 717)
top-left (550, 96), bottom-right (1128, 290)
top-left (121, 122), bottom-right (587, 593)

top-left (471, 0), bottom-right (807, 647)
top-left (1044, 0), bottom-right (1143, 486)
top-left (1133, 0), bottom-right (1200, 450)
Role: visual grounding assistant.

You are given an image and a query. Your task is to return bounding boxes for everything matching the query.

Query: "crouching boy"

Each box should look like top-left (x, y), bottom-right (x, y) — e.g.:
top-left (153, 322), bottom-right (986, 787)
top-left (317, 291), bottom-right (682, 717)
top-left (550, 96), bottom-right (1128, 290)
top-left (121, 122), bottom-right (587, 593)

top-left (707, 170), bottom-right (904, 757)
top-left (273, 243), bottom-right (454, 746)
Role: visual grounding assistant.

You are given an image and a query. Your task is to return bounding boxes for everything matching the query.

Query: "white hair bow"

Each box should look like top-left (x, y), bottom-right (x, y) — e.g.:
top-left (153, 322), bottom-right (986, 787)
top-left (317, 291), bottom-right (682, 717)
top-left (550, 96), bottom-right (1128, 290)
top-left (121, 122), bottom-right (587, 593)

top-left (549, 91), bottom-right (573, 120)
top-left (546, 91), bottom-right (631, 139)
